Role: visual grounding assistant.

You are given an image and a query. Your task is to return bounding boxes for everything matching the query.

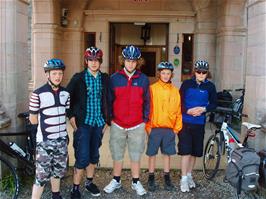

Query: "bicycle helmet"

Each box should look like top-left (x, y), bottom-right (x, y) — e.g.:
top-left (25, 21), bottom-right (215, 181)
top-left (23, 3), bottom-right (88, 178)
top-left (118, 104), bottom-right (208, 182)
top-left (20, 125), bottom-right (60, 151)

top-left (43, 58), bottom-right (65, 72)
top-left (157, 61), bottom-right (174, 71)
top-left (122, 45), bottom-right (141, 60)
top-left (194, 60), bottom-right (209, 71)
top-left (84, 47), bottom-right (103, 60)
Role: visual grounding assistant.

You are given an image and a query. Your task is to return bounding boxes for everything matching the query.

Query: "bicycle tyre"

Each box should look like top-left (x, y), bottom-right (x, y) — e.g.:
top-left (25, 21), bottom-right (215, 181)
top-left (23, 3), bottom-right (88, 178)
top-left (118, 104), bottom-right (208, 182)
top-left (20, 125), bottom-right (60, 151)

top-left (0, 156), bottom-right (19, 199)
top-left (203, 134), bottom-right (221, 180)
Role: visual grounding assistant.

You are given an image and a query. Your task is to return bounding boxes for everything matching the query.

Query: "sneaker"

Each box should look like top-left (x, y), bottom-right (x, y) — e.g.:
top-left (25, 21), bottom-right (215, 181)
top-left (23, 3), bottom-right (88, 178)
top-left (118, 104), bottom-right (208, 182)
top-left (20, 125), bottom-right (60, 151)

top-left (164, 178), bottom-right (175, 191)
top-left (147, 178), bottom-right (156, 192)
top-left (180, 179), bottom-right (189, 193)
top-left (187, 176), bottom-right (196, 188)
top-left (70, 189), bottom-right (81, 199)
top-left (85, 182), bottom-right (101, 197)
top-left (131, 181), bottom-right (147, 196)
top-left (103, 179), bottom-right (122, 193)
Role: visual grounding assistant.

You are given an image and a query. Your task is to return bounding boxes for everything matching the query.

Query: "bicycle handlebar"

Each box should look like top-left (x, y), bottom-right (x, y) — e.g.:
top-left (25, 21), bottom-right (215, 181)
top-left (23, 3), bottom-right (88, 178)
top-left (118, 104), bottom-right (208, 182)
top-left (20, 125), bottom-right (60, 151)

top-left (209, 106), bottom-right (248, 118)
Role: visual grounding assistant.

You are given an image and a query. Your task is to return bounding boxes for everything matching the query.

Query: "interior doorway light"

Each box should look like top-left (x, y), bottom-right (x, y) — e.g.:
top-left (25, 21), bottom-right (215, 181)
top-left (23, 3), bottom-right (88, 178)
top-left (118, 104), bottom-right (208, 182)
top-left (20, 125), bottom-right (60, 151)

top-left (134, 22), bottom-right (146, 26)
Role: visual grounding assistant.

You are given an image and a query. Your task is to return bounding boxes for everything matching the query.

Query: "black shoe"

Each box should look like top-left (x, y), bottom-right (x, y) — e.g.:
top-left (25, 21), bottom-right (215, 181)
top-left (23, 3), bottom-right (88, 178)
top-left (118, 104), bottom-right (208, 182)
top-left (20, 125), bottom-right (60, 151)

top-left (164, 179), bottom-right (175, 191)
top-left (70, 189), bottom-right (81, 199)
top-left (147, 178), bottom-right (156, 192)
top-left (85, 182), bottom-right (101, 197)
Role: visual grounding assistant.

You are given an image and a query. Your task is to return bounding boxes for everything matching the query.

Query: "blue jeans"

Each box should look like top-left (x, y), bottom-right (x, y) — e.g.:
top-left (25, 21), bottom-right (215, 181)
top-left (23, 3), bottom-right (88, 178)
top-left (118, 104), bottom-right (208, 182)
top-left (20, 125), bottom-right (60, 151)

top-left (73, 125), bottom-right (104, 169)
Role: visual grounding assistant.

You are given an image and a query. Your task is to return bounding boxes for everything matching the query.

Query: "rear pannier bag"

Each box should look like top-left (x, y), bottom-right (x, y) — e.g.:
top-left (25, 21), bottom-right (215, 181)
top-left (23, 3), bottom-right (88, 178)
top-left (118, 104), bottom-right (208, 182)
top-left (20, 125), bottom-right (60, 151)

top-left (225, 147), bottom-right (260, 194)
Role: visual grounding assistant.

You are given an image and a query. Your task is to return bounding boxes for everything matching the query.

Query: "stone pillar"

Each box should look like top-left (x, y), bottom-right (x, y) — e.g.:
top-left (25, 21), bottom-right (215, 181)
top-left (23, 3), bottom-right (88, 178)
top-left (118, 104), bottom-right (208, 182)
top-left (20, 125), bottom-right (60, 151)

top-left (193, 0), bottom-right (217, 80)
top-left (31, 0), bottom-right (62, 89)
top-left (215, 0), bottom-right (247, 90)
top-left (244, 0), bottom-right (266, 150)
top-left (0, 0), bottom-right (30, 131)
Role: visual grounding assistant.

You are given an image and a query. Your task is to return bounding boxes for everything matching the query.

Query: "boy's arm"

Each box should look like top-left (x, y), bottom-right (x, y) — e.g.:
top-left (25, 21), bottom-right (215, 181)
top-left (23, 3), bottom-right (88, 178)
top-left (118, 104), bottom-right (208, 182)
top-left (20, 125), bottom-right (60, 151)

top-left (29, 114), bottom-right (38, 125)
top-left (174, 90), bottom-right (183, 133)
top-left (29, 91), bottom-right (40, 125)
top-left (66, 74), bottom-right (77, 119)
top-left (206, 83), bottom-right (217, 112)
top-left (145, 87), bottom-right (153, 134)
top-left (143, 77), bottom-right (150, 123)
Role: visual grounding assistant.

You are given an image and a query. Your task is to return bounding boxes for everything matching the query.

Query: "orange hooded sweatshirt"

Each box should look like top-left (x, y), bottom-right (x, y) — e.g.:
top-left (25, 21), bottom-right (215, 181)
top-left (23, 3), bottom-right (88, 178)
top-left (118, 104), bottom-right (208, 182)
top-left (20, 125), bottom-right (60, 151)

top-left (145, 79), bottom-right (182, 134)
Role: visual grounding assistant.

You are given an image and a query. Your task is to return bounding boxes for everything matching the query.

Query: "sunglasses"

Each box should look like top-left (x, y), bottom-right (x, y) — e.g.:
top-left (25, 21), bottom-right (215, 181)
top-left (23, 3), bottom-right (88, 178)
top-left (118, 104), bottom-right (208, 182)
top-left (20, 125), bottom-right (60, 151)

top-left (195, 70), bottom-right (208, 75)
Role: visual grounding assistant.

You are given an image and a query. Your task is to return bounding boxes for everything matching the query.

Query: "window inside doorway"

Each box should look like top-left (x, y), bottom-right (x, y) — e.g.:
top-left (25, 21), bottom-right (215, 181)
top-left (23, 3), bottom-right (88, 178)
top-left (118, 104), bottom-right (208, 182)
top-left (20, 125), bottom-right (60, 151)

top-left (84, 32), bottom-right (96, 48)
top-left (181, 34), bottom-right (193, 81)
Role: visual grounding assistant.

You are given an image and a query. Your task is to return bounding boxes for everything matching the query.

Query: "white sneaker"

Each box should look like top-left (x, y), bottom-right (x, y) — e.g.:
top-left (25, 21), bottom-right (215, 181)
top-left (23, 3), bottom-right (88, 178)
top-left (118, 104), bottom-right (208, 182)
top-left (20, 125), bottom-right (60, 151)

top-left (180, 178), bottom-right (190, 192)
top-left (103, 179), bottom-right (122, 193)
top-left (187, 176), bottom-right (196, 188)
top-left (131, 181), bottom-right (147, 196)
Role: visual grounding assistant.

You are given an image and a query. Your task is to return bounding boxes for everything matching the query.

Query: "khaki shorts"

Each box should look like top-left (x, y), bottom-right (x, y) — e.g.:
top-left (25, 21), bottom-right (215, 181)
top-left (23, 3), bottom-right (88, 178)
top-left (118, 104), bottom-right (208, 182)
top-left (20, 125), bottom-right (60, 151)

top-left (109, 122), bottom-right (146, 162)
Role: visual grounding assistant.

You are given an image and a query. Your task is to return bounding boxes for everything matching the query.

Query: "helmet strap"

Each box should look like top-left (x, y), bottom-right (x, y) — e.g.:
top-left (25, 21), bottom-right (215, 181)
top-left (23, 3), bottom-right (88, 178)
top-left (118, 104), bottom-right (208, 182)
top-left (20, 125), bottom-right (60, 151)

top-left (124, 67), bottom-right (136, 75)
top-left (48, 78), bottom-right (60, 89)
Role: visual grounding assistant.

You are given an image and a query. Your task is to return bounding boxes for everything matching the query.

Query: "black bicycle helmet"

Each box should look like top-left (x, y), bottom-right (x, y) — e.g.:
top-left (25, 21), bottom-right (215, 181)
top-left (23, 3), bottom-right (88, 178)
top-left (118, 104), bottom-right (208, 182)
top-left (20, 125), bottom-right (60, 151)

top-left (194, 60), bottom-right (209, 71)
top-left (157, 61), bottom-right (174, 71)
top-left (43, 58), bottom-right (65, 72)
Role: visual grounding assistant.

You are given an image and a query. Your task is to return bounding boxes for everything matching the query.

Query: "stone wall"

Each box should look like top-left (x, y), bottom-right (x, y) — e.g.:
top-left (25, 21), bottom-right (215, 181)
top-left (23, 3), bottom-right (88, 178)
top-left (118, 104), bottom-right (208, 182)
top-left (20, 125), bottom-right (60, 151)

top-left (0, 0), bottom-right (30, 131)
top-left (244, 0), bottom-right (266, 151)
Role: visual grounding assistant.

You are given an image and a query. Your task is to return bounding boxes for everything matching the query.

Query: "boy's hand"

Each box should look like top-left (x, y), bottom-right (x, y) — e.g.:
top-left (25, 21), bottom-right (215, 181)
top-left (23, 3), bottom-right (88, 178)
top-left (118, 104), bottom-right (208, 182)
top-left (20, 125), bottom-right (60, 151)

top-left (69, 117), bottom-right (77, 131)
top-left (187, 107), bottom-right (206, 117)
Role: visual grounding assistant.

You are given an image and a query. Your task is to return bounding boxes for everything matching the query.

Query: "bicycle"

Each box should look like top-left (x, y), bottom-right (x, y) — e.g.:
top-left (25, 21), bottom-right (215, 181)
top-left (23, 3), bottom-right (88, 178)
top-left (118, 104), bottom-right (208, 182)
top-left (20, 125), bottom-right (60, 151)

top-left (203, 88), bottom-right (247, 179)
top-left (202, 109), bottom-right (261, 180)
top-left (0, 112), bottom-right (36, 199)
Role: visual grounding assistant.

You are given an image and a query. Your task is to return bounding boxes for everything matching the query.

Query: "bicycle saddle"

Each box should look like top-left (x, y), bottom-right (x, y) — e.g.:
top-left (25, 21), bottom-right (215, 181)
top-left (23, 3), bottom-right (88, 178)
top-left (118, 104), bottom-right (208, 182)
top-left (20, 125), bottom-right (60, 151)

top-left (242, 122), bottom-right (261, 130)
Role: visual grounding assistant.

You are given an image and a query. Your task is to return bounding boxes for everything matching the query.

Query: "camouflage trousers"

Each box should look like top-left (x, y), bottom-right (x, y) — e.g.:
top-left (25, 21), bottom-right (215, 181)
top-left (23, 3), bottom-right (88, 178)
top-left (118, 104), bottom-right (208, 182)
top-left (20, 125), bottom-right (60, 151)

top-left (35, 138), bottom-right (68, 186)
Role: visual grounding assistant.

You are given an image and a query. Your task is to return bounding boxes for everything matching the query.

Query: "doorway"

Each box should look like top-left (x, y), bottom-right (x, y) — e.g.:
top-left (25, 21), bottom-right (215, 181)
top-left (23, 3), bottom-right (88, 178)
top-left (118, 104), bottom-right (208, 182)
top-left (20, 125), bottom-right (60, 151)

top-left (109, 23), bottom-right (169, 84)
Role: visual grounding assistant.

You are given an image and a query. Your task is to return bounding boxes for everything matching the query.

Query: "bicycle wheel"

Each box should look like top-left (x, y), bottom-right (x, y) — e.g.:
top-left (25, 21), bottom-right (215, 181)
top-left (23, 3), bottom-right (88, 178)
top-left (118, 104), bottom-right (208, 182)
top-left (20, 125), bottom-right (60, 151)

top-left (203, 134), bottom-right (221, 180)
top-left (0, 156), bottom-right (19, 199)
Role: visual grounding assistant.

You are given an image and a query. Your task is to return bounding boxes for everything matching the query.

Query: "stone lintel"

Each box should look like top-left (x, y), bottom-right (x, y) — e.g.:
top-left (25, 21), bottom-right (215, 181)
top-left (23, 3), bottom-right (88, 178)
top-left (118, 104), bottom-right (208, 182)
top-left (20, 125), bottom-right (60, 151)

top-left (84, 9), bottom-right (196, 18)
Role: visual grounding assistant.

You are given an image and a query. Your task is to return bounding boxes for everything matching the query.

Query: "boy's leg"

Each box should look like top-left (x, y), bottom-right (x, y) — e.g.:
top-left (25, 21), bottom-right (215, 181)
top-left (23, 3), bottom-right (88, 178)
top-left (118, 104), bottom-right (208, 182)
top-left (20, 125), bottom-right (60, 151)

top-left (51, 177), bottom-right (60, 192)
top-left (163, 155), bottom-right (170, 173)
top-left (51, 138), bottom-right (68, 198)
top-left (163, 155), bottom-right (174, 191)
top-left (32, 141), bottom-right (52, 199)
top-left (31, 185), bottom-right (45, 199)
top-left (148, 156), bottom-right (156, 173)
top-left (147, 156), bottom-right (157, 192)
top-left (181, 155), bottom-right (190, 176)
top-left (113, 160), bottom-right (123, 176)
top-left (71, 126), bottom-right (91, 198)
top-left (84, 126), bottom-right (104, 196)
top-left (86, 164), bottom-right (96, 178)
top-left (178, 124), bottom-right (192, 192)
top-left (186, 156), bottom-right (196, 188)
top-left (104, 124), bottom-right (126, 193)
top-left (128, 123), bottom-right (147, 196)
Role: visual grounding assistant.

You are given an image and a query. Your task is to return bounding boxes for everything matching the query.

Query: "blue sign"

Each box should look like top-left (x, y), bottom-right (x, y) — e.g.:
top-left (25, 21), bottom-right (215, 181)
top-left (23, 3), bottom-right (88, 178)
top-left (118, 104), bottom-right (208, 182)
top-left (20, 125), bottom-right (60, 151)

top-left (173, 45), bottom-right (180, 55)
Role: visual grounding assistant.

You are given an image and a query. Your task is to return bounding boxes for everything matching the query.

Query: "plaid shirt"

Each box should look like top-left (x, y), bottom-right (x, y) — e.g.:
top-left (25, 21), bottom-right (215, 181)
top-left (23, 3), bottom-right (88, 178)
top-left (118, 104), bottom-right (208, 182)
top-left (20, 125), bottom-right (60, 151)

top-left (84, 70), bottom-right (105, 127)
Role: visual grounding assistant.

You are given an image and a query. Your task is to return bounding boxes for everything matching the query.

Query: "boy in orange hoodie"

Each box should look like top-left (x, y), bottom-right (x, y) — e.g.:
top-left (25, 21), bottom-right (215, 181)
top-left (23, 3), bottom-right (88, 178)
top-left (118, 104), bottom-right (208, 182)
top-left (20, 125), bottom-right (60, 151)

top-left (145, 61), bottom-right (182, 191)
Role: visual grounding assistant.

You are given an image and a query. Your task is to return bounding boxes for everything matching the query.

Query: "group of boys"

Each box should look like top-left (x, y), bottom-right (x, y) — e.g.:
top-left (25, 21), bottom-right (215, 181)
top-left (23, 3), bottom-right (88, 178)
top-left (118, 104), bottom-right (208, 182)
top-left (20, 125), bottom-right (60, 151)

top-left (29, 45), bottom-right (217, 199)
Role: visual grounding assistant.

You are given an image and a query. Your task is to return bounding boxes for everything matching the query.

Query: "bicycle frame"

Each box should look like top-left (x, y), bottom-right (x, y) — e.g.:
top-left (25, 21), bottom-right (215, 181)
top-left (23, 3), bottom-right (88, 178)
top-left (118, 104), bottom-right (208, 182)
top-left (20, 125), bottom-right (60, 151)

top-left (0, 132), bottom-right (35, 169)
top-left (219, 121), bottom-right (243, 161)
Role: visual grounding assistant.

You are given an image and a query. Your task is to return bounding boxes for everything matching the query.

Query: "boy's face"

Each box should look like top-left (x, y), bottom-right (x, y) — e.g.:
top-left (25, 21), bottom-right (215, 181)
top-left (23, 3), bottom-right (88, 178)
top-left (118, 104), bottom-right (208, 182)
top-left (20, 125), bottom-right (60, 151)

top-left (195, 70), bottom-right (208, 82)
top-left (46, 69), bottom-right (64, 86)
top-left (124, 59), bottom-right (137, 73)
top-left (86, 59), bottom-right (101, 73)
top-left (159, 69), bottom-right (172, 83)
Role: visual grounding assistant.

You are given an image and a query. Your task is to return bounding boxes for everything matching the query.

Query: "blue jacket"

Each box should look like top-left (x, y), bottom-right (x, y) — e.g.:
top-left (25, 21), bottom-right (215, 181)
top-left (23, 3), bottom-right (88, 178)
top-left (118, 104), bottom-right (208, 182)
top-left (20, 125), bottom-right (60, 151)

top-left (180, 77), bottom-right (217, 125)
